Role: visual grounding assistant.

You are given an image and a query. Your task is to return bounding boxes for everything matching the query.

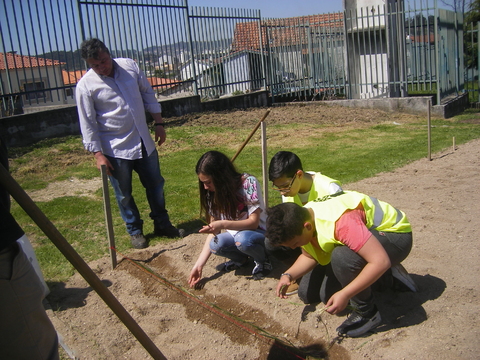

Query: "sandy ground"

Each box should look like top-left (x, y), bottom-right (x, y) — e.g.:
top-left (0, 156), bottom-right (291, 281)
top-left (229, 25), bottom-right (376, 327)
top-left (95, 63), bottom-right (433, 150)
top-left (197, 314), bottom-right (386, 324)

top-left (41, 133), bottom-right (480, 360)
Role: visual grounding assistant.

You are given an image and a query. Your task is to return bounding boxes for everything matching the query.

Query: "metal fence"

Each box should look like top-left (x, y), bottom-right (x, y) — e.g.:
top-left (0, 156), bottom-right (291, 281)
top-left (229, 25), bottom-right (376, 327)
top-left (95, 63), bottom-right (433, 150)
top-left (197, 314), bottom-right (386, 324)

top-left (464, 21), bottom-right (479, 103)
top-left (0, 0), bottom-right (475, 118)
top-left (78, 0), bottom-right (194, 98)
top-left (262, 13), bottom-right (346, 102)
top-left (1, 0), bottom-right (83, 116)
top-left (265, 1), bottom-right (465, 105)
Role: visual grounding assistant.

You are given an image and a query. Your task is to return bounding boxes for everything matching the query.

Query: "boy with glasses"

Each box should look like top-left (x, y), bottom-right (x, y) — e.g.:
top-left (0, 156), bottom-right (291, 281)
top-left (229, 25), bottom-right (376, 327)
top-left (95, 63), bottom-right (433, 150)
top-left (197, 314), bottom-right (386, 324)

top-left (269, 151), bottom-right (343, 204)
top-left (267, 151), bottom-right (343, 296)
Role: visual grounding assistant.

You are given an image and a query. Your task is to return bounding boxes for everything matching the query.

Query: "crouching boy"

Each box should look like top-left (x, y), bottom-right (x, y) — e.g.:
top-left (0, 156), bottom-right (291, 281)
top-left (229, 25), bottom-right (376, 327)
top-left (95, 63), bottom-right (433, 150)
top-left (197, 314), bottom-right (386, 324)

top-left (265, 191), bottom-right (416, 337)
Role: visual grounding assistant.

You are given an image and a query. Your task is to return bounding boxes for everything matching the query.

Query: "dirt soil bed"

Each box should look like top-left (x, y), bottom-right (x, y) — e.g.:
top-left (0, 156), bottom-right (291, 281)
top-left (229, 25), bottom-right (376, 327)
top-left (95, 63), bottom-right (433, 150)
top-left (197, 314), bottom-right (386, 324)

top-left (40, 105), bottom-right (479, 360)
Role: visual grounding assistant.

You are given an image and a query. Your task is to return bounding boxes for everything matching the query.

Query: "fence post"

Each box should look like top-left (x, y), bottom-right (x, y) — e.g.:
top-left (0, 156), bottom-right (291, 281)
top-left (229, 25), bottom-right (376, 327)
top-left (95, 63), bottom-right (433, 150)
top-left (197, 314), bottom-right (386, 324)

top-left (477, 21), bottom-right (480, 103)
top-left (434, 2), bottom-right (441, 106)
top-left (185, 5), bottom-right (198, 96)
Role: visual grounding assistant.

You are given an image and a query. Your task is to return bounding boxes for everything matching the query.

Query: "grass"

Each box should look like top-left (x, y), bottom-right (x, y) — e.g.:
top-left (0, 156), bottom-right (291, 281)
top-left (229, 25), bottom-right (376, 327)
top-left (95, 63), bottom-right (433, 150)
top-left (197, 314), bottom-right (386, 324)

top-left (6, 106), bottom-right (480, 285)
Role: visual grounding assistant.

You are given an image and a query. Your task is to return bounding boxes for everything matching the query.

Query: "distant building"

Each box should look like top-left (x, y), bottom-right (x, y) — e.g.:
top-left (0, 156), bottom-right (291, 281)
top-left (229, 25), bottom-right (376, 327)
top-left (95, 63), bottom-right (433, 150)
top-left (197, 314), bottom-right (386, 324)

top-left (62, 69), bottom-right (87, 102)
top-left (0, 52), bottom-right (72, 115)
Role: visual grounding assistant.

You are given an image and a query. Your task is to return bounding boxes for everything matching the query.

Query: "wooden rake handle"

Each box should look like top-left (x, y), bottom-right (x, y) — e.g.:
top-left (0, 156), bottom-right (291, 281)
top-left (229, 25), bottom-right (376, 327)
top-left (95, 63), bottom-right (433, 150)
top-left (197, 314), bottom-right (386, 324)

top-left (0, 163), bottom-right (167, 360)
top-left (231, 108), bottom-right (271, 162)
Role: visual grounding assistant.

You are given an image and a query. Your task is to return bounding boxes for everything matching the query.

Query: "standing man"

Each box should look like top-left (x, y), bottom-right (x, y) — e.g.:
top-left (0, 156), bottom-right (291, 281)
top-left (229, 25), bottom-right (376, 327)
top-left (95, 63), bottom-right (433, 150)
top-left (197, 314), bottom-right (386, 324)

top-left (0, 136), bottom-right (60, 359)
top-left (76, 38), bottom-right (182, 249)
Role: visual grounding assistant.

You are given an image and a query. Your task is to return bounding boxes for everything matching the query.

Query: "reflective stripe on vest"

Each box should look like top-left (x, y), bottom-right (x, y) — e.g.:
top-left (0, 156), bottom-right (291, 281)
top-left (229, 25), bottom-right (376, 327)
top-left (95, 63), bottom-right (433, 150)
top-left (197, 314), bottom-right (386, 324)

top-left (368, 196), bottom-right (403, 229)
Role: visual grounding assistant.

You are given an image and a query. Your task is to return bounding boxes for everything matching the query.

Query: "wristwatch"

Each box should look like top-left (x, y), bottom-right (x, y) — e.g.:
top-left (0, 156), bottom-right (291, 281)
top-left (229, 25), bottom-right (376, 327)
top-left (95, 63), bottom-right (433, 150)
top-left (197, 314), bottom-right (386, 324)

top-left (281, 273), bottom-right (292, 280)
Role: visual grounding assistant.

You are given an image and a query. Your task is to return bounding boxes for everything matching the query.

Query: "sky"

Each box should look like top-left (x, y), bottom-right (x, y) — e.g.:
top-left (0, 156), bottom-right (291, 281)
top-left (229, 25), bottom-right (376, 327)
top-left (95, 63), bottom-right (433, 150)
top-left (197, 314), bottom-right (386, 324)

top-left (187, 0), bottom-right (344, 18)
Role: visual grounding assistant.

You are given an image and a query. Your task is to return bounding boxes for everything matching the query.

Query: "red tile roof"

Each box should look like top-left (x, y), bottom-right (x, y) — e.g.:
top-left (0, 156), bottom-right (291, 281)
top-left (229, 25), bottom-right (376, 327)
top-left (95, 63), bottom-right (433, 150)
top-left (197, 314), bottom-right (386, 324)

top-left (61, 70), bottom-right (178, 88)
top-left (231, 13), bottom-right (344, 52)
top-left (147, 77), bottom-right (177, 87)
top-left (409, 33), bottom-right (435, 43)
top-left (0, 52), bottom-right (65, 70)
top-left (62, 70), bottom-right (87, 85)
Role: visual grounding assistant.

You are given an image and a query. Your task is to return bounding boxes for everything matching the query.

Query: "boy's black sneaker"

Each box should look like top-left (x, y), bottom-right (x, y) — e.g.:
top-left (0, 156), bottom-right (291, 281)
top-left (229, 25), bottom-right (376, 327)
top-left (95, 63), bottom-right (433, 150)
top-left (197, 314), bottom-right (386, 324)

top-left (336, 306), bottom-right (381, 337)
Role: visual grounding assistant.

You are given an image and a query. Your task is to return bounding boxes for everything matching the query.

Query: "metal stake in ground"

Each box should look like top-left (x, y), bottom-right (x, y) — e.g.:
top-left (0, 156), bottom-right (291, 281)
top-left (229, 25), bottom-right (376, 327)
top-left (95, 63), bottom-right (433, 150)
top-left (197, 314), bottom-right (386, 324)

top-left (0, 163), bottom-right (167, 360)
top-left (101, 165), bottom-right (117, 270)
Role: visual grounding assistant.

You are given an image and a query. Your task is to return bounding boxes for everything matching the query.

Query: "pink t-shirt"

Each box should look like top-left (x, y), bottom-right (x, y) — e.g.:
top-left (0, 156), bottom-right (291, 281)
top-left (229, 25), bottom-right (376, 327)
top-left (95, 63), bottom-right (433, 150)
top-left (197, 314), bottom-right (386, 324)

top-left (334, 204), bottom-right (372, 252)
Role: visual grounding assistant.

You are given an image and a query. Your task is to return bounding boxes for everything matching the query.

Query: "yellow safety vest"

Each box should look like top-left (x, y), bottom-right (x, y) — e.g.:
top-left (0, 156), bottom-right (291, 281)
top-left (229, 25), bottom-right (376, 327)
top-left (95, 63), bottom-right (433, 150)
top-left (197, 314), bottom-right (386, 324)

top-left (302, 191), bottom-right (411, 265)
top-left (283, 172), bottom-right (343, 206)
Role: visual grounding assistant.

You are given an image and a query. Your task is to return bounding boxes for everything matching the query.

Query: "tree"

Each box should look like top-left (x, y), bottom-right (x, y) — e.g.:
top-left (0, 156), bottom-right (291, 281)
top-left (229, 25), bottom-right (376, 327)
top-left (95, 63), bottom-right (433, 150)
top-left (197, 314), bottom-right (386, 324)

top-left (465, 0), bottom-right (480, 21)
top-left (464, 0), bottom-right (480, 69)
top-left (441, 0), bottom-right (468, 13)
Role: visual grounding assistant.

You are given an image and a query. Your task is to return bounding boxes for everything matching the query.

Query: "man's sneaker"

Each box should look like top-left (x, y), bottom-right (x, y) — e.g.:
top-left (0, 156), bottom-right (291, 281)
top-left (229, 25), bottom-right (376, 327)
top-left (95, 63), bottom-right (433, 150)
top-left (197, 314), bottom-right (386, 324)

top-left (285, 279), bottom-right (299, 296)
top-left (130, 234), bottom-right (147, 249)
top-left (336, 306), bottom-right (382, 337)
top-left (391, 264), bottom-right (418, 292)
top-left (155, 225), bottom-right (185, 239)
top-left (215, 259), bottom-right (248, 272)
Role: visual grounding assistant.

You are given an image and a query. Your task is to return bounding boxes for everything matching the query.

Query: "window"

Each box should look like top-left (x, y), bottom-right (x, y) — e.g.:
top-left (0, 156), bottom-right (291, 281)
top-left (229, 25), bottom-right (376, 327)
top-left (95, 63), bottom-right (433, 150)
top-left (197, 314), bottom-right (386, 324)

top-left (23, 81), bottom-right (47, 101)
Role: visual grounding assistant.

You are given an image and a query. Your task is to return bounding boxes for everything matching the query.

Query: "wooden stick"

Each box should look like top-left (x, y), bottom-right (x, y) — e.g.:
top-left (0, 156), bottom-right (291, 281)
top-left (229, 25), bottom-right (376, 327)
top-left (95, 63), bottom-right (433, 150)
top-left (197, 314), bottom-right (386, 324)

top-left (231, 108), bottom-right (271, 162)
top-left (0, 163), bottom-right (167, 360)
top-left (101, 165), bottom-right (117, 270)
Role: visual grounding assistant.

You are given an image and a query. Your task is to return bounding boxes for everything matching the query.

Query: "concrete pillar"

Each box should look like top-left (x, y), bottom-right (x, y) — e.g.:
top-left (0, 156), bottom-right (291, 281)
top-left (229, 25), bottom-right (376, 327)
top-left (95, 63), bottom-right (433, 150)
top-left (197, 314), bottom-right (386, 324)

top-left (344, 0), bottom-right (405, 99)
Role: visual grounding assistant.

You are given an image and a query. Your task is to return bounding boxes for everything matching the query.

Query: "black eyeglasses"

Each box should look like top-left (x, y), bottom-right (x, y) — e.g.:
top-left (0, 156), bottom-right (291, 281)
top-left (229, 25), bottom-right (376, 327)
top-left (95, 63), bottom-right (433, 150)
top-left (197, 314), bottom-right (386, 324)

top-left (272, 173), bottom-right (297, 192)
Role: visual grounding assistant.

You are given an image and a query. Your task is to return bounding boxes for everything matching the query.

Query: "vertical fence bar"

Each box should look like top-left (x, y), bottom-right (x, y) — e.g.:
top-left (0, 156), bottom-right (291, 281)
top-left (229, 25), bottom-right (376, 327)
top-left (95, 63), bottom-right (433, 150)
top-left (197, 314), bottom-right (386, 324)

top-left (378, 5), bottom-right (386, 96)
top-left (478, 21), bottom-right (480, 103)
top-left (77, 0), bottom-right (86, 42)
top-left (344, 8), bottom-right (353, 99)
top-left (51, 0), bottom-right (65, 102)
top-left (24, 0), bottom-right (43, 104)
top-left (8, 2), bottom-right (30, 106)
top-left (0, 22), bottom-right (13, 116)
top-left (398, 0), bottom-right (404, 96)
top-left (258, 10), bottom-right (267, 91)
top-left (185, 4), bottom-right (198, 95)
top-left (434, 0), bottom-right (440, 105)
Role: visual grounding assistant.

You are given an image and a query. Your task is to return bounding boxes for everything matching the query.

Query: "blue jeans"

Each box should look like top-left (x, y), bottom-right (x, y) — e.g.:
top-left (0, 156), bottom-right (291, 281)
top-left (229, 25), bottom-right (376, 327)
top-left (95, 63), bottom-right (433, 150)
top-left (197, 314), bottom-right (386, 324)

top-left (106, 148), bottom-right (171, 236)
top-left (210, 230), bottom-right (267, 264)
